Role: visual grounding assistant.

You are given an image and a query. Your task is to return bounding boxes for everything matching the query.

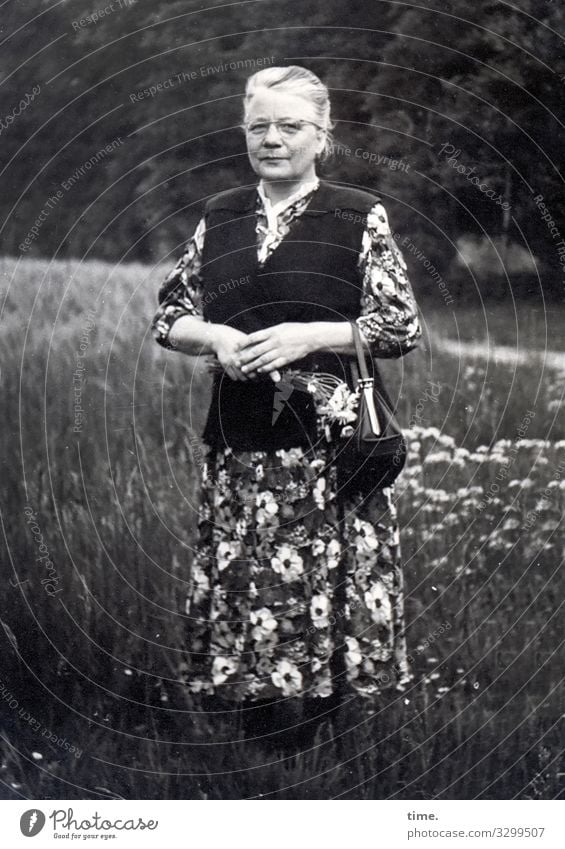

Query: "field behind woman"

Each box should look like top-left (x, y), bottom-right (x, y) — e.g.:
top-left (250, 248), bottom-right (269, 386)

top-left (1, 256), bottom-right (563, 800)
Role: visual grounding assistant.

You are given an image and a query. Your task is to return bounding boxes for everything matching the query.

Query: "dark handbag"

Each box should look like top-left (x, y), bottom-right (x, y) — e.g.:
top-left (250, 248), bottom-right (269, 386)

top-left (335, 320), bottom-right (407, 493)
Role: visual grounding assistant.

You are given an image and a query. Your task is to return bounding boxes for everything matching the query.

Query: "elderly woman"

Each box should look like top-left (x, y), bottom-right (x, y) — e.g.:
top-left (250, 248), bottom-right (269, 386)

top-left (152, 65), bottom-right (421, 747)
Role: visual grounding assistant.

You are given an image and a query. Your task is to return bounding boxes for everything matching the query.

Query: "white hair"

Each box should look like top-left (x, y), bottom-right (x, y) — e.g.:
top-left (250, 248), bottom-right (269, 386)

top-left (243, 65), bottom-right (334, 160)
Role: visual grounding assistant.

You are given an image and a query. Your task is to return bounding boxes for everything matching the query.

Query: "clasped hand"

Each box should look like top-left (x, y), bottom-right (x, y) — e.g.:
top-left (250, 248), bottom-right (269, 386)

top-left (209, 323), bottom-right (314, 383)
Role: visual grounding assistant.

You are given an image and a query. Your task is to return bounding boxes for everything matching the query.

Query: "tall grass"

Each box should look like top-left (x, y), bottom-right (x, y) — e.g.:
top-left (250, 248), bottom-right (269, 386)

top-left (0, 256), bottom-right (563, 799)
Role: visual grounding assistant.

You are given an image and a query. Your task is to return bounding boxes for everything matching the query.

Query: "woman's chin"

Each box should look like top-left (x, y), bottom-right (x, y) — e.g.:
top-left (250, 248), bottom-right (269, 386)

top-left (256, 163), bottom-right (292, 180)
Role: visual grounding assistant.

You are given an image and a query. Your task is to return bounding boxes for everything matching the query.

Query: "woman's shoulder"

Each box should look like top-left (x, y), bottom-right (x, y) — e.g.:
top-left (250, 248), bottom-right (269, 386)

top-left (318, 180), bottom-right (382, 214)
top-left (204, 185), bottom-right (257, 214)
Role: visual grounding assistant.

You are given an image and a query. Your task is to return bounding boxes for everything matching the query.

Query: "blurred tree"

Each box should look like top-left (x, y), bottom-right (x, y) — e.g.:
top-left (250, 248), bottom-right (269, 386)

top-left (0, 0), bottom-right (563, 301)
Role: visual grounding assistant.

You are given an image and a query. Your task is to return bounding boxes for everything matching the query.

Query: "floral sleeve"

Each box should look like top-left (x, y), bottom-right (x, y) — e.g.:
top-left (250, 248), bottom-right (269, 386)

top-left (151, 216), bottom-right (206, 349)
top-left (356, 202), bottom-right (422, 358)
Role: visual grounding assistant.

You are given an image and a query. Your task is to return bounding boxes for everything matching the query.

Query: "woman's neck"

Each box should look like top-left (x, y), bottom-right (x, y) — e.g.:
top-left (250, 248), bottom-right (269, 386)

top-left (261, 175), bottom-right (318, 206)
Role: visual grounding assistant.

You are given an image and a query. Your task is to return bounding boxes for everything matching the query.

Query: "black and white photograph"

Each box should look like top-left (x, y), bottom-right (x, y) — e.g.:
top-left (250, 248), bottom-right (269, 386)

top-left (1, 0), bottom-right (564, 828)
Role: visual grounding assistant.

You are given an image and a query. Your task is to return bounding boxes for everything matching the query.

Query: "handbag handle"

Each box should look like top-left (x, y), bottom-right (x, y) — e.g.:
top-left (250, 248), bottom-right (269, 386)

top-left (349, 320), bottom-right (372, 381)
top-left (349, 320), bottom-right (381, 435)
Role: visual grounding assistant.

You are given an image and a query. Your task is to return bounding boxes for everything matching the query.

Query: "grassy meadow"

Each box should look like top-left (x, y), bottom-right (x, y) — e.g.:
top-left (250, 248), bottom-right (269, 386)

top-left (0, 255), bottom-right (564, 800)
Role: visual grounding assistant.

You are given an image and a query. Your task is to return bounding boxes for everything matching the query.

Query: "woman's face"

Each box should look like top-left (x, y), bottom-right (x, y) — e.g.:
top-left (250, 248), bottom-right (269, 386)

top-left (244, 88), bottom-right (326, 185)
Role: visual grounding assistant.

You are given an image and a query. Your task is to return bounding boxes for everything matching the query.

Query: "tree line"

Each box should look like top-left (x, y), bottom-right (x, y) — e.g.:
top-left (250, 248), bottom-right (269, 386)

top-left (1, 0), bottom-right (564, 302)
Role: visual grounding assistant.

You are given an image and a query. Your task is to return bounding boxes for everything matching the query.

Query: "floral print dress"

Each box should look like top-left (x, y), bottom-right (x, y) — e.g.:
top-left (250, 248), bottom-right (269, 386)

top-left (152, 178), bottom-right (422, 703)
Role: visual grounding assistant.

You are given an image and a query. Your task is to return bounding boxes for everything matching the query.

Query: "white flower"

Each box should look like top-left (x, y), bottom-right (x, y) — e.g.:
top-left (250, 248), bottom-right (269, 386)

top-left (190, 563), bottom-right (210, 603)
top-left (255, 490), bottom-right (279, 525)
top-left (326, 538), bottom-right (341, 569)
top-left (271, 659), bottom-right (303, 696)
top-left (353, 518), bottom-right (379, 554)
top-left (216, 541), bottom-right (239, 571)
top-left (310, 594), bottom-right (330, 628)
top-left (344, 636), bottom-right (363, 668)
top-left (253, 631), bottom-right (279, 651)
top-left (234, 518), bottom-right (248, 539)
top-left (312, 537), bottom-right (325, 556)
top-left (364, 582), bottom-right (392, 626)
top-left (317, 382), bottom-right (359, 425)
top-left (276, 447), bottom-right (304, 467)
top-left (211, 656), bottom-right (238, 685)
top-left (424, 451), bottom-right (452, 464)
top-left (313, 477), bottom-right (326, 509)
top-left (250, 607), bottom-right (278, 640)
top-left (271, 545), bottom-right (304, 583)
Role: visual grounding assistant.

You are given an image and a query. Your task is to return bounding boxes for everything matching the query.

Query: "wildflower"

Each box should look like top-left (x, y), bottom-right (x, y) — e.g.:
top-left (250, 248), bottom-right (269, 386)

top-left (502, 517), bottom-right (521, 530)
top-left (317, 382), bottom-right (359, 425)
top-left (424, 451), bottom-right (452, 464)
top-left (276, 447), bottom-right (304, 466)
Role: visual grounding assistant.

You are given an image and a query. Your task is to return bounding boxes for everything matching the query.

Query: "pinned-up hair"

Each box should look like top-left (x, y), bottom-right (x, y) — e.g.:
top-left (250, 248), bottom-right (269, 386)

top-left (243, 65), bottom-right (334, 160)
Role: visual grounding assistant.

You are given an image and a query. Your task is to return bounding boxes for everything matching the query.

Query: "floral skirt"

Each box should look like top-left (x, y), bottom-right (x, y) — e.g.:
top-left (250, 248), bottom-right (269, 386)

top-left (181, 442), bottom-right (413, 702)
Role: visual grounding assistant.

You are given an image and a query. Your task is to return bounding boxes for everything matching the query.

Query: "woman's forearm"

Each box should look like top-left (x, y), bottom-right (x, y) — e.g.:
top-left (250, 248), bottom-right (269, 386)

top-left (168, 315), bottom-right (223, 355)
top-left (306, 321), bottom-right (368, 356)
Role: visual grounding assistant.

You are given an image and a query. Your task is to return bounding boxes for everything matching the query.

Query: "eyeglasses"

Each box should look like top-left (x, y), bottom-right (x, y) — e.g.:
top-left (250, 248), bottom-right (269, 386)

top-left (243, 120), bottom-right (323, 139)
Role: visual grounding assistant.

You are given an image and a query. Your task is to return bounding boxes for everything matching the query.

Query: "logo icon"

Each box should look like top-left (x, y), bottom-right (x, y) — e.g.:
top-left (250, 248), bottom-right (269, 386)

top-left (272, 379), bottom-right (294, 425)
top-left (20, 810), bottom-right (46, 837)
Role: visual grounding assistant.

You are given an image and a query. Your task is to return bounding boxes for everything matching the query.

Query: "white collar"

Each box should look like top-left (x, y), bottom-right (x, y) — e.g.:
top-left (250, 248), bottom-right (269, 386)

top-left (257, 177), bottom-right (320, 221)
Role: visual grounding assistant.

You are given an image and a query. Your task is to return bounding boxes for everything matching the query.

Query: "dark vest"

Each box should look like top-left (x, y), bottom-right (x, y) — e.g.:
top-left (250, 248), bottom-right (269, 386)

top-left (200, 180), bottom-right (380, 451)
